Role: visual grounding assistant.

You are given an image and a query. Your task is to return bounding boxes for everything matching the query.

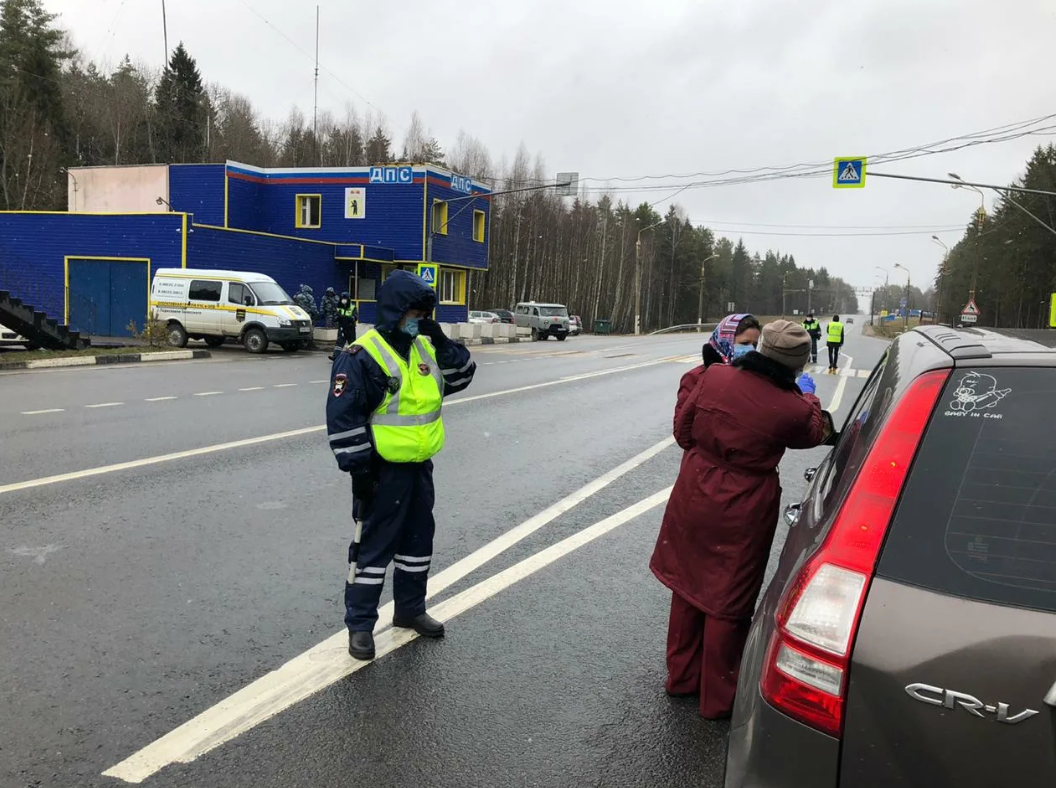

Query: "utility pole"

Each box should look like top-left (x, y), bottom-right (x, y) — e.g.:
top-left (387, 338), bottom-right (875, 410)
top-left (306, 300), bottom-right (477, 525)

top-left (161, 0), bottom-right (169, 64)
top-left (782, 272), bottom-right (787, 317)
top-left (313, 6), bottom-right (320, 165)
top-left (634, 220), bottom-right (663, 335)
top-left (697, 252), bottom-right (717, 329)
top-left (807, 278), bottom-right (813, 314)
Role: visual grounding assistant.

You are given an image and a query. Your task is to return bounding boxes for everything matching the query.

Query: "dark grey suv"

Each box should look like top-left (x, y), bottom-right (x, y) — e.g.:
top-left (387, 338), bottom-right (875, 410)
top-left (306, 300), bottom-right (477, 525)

top-left (726, 325), bottom-right (1056, 787)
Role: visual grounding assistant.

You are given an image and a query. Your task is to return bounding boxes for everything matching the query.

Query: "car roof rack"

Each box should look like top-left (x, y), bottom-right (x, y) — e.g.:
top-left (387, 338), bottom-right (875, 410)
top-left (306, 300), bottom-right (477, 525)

top-left (913, 324), bottom-right (993, 360)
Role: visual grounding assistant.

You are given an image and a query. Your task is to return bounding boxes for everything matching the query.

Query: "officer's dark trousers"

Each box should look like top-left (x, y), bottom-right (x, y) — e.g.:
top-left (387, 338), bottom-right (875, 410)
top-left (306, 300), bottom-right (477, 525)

top-left (828, 342), bottom-right (841, 368)
top-left (345, 459), bottom-right (435, 633)
top-left (809, 336), bottom-right (818, 363)
top-left (335, 319), bottom-right (357, 350)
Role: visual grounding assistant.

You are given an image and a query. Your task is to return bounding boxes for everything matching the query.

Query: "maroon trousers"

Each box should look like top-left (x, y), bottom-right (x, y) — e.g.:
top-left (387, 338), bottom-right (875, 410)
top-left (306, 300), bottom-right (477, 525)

top-left (665, 591), bottom-right (751, 718)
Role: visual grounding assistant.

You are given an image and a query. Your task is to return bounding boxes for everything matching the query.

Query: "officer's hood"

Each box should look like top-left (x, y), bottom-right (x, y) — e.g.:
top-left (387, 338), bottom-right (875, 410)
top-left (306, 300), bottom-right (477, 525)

top-left (375, 270), bottom-right (436, 331)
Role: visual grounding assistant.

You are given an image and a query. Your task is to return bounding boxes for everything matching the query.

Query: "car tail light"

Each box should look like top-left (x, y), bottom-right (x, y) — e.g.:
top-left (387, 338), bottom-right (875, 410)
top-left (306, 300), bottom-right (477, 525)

top-left (760, 369), bottom-right (948, 738)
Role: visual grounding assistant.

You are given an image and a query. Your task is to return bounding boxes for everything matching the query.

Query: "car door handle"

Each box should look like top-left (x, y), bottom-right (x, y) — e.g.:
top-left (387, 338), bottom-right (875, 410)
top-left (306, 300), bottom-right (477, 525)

top-left (1045, 680), bottom-right (1056, 708)
top-left (804, 467), bottom-right (818, 482)
top-left (784, 504), bottom-right (802, 527)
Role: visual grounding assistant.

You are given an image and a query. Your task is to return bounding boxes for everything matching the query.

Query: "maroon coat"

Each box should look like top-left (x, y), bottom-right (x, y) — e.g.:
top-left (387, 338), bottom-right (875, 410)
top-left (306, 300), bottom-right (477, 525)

top-left (651, 356), bottom-right (826, 620)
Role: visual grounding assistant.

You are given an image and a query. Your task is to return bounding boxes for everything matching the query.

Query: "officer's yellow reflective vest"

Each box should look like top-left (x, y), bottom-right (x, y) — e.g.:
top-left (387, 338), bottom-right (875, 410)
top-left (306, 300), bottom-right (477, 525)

top-left (827, 321), bottom-right (844, 343)
top-left (803, 318), bottom-right (819, 335)
top-left (354, 329), bottom-right (445, 463)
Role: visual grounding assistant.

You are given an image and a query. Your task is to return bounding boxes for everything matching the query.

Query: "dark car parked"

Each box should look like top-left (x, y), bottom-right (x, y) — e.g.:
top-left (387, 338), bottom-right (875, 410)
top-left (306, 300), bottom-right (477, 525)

top-left (488, 309), bottom-right (515, 324)
top-left (726, 324), bottom-right (1056, 788)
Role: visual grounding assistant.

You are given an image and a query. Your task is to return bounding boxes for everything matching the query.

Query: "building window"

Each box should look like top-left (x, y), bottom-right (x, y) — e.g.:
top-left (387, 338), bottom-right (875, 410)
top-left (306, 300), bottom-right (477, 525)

top-left (296, 194), bottom-right (322, 229)
top-left (189, 280), bottom-right (222, 302)
top-left (439, 269), bottom-right (465, 305)
top-left (355, 277), bottom-right (377, 302)
top-left (473, 210), bottom-right (485, 243)
top-left (432, 200), bottom-right (448, 236)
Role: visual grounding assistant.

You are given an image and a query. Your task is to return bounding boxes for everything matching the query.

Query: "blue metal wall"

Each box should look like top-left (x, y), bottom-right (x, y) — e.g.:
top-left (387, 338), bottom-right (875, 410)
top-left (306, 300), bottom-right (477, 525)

top-left (170, 164), bottom-right (225, 226)
top-left (425, 174), bottom-right (490, 270)
top-left (222, 164), bottom-right (491, 269)
top-left (0, 213), bottom-right (184, 326)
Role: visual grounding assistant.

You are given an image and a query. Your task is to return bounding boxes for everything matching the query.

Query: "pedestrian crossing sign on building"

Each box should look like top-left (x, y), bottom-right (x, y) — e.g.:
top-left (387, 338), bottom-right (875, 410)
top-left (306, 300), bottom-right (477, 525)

top-left (833, 157), bottom-right (867, 189)
top-left (417, 263), bottom-right (438, 289)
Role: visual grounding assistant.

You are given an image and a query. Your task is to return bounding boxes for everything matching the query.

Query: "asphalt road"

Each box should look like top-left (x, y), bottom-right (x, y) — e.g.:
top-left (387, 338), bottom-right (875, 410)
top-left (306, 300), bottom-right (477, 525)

top-left (0, 321), bottom-right (888, 788)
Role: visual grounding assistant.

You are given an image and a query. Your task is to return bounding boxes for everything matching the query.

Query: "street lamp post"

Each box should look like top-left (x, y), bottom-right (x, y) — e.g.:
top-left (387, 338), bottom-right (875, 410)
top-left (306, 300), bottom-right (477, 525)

top-left (894, 263), bottom-right (912, 328)
top-left (635, 220), bottom-right (663, 336)
top-left (697, 252), bottom-right (718, 330)
top-left (950, 173), bottom-right (986, 301)
top-left (931, 235), bottom-right (948, 323)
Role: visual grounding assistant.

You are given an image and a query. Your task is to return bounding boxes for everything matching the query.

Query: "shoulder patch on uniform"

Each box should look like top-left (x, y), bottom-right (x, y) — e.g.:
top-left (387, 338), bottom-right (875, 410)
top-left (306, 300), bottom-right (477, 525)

top-left (417, 362), bottom-right (431, 376)
top-left (333, 373), bottom-right (348, 397)
top-left (346, 345), bottom-right (362, 355)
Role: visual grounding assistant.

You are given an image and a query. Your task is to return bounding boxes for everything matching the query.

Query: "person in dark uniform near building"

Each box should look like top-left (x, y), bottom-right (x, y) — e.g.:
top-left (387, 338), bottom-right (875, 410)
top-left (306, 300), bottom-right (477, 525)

top-left (802, 312), bottom-right (821, 365)
top-left (321, 287), bottom-right (339, 328)
top-left (826, 314), bottom-right (845, 372)
top-left (329, 291), bottom-right (358, 360)
top-left (326, 270), bottom-right (476, 661)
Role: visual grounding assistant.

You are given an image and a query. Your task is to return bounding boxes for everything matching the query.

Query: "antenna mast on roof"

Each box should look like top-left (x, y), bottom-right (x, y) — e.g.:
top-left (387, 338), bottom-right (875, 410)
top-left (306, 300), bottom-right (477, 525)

top-left (313, 5), bottom-right (320, 165)
top-left (161, 0), bottom-right (169, 64)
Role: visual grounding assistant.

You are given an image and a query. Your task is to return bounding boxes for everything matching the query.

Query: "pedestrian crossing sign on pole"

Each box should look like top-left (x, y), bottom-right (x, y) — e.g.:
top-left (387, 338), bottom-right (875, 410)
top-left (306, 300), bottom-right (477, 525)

top-left (417, 263), bottom-right (438, 289)
top-left (833, 157), bottom-right (867, 189)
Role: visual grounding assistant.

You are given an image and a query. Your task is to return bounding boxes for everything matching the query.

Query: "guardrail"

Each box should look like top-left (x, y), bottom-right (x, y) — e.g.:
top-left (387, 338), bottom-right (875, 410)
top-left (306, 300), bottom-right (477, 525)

top-left (650, 322), bottom-right (718, 336)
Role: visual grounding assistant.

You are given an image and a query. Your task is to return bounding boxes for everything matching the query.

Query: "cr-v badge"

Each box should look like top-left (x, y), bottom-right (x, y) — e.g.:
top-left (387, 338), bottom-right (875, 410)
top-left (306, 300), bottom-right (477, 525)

top-left (905, 683), bottom-right (1039, 724)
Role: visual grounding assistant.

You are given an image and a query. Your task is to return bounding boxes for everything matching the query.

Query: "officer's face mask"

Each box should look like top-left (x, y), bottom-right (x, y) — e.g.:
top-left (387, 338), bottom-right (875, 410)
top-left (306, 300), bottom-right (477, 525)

top-left (401, 316), bottom-right (422, 337)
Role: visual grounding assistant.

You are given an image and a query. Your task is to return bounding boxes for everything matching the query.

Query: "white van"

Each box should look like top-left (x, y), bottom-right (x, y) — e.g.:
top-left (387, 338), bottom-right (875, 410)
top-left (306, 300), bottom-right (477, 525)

top-left (150, 269), bottom-right (313, 354)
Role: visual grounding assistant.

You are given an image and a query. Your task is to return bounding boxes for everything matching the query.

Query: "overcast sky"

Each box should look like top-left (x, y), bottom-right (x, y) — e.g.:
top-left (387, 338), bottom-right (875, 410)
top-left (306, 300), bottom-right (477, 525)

top-left (45, 0), bottom-right (1056, 295)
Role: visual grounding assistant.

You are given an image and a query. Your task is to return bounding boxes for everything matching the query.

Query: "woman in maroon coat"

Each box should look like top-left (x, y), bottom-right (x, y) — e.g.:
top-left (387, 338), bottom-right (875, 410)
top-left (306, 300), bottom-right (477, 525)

top-left (651, 320), bottom-right (827, 718)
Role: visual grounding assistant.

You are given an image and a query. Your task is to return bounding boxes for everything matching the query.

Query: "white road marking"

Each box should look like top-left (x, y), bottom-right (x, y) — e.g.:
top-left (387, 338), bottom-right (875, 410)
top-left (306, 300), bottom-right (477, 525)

top-left (857, 369), bottom-right (870, 379)
top-left (238, 387), bottom-right (265, 392)
top-left (273, 384), bottom-right (298, 388)
top-left (101, 483), bottom-right (674, 783)
top-left (827, 375), bottom-right (850, 414)
top-left (0, 362), bottom-right (681, 497)
top-left (193, 392), bottom-right (222, 397)
top-left (309, 380), bottom-right (328, 384)
top-left (21, 408), bottom-right (64, 415)
top-left (85, 402), bottom-right (123, 409)
top-left (145, 397), bottom-right (178, 402)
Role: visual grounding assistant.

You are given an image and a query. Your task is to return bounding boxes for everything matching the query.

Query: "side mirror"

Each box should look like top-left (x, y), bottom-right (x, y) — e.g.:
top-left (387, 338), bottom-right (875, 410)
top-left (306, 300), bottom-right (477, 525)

top-left (804, 467), bottom-right (818, 483)
top-left (822, 410), bottom-right (840, 447)
top-left (784, 503), bottom-right (802, 527)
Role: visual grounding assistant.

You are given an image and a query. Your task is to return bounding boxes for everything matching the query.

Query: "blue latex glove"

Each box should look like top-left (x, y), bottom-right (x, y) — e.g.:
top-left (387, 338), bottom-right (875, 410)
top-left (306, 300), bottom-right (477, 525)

top-left (797, 372), bottom-right (816, 395)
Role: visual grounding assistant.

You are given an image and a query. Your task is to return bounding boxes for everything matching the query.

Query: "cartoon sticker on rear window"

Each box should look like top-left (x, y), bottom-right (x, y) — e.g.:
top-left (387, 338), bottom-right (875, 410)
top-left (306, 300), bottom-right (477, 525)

top-left (946, 372), bottom-right (1011, 418)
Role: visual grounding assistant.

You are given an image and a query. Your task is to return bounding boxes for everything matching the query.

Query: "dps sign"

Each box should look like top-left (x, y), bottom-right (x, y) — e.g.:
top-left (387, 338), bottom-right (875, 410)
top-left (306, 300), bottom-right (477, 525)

top-left (417, 263), bottom-right (438, 289)
top-left (344, 188), bottom-right (365, 219)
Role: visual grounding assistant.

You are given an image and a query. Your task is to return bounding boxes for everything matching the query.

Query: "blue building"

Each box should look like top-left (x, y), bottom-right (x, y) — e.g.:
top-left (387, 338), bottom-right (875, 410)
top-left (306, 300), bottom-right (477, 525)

top-left (0, 161), bottom-right (491, 340)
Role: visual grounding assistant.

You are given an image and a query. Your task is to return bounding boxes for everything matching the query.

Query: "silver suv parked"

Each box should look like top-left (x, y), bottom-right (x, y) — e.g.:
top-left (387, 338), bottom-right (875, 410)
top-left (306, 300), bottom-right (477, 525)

top-left (726, 324), bottom-right (1056, 788)
top-left (514, 301), bottom-right (570, 341)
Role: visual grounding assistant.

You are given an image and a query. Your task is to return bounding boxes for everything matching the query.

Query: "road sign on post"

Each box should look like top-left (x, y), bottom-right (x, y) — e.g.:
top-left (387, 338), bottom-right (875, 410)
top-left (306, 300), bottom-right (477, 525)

top-left (961, 298), bottom-right (980, 324)
top-left (555, 172), bottom-right (579, 197)
top-left (417, 263), bottom-right (438, 289)
top-left (833, 156), bottom-right (867, 189)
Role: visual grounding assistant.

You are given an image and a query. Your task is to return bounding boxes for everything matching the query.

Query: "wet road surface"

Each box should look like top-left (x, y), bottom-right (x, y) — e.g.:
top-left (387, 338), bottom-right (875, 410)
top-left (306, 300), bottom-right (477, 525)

top-left (0, 323), bottom-right (887, 787)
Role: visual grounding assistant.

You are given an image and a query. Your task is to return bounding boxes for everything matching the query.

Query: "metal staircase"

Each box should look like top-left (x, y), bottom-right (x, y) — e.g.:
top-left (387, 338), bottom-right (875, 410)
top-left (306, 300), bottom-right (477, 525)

top-left (0, 257), bottom-right (93, 351)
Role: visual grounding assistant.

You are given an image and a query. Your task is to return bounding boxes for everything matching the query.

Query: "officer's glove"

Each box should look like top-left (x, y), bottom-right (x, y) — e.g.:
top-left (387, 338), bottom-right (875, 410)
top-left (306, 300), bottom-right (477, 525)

top-left (797, 372), bottom-right (817, 395)
top-left (351, 472), bottom-right (375, 520)
top-left (418, 318), bottom-right (448, 346)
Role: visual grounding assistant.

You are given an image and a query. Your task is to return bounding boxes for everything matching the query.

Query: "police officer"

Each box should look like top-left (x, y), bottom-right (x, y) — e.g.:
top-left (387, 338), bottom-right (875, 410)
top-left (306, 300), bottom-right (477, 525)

top-left (329, 291), bottom-right (358, 360)
top-left (826, 314), bottom-right (845, 372)
top-left (802, 312), bottom-right (821, 364)
top-left (294, 284), bottom-right (318, 323)
top-left (321, 287), bottom-right (340, 328)
top-left (326, 270), bottom-right (476, 661)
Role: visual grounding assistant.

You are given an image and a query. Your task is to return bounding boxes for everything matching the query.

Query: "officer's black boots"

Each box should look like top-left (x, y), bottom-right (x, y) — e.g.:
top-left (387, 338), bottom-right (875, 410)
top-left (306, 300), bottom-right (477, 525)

top-left (349, 631), bottom-right (376, 661)
top-left (393, 612), bottom-right (445, 638)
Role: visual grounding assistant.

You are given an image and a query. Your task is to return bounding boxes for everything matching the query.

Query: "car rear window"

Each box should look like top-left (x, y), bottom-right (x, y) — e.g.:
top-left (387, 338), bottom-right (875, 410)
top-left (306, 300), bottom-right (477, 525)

top-left (878, 367), bottom-right (1056, 613)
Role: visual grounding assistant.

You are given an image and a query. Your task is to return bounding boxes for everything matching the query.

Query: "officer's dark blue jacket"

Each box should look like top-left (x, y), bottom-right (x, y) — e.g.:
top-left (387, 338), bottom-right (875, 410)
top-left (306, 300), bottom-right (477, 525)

top-left (325, 270), bottom-right (476, 474)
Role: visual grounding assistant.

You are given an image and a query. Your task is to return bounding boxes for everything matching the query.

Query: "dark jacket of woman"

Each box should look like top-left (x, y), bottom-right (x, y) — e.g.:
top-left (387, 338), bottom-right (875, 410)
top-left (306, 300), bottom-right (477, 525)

top-left (651, 352), bottom-right (826, 620)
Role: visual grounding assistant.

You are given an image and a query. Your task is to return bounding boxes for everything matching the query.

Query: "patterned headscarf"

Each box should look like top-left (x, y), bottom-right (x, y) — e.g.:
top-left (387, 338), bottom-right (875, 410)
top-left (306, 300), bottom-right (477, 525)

top-left (708, 313), bottom-right (753, 364)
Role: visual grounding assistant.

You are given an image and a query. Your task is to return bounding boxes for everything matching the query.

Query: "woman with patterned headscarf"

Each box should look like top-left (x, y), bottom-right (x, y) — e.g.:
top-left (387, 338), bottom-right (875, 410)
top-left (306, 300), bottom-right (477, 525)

top-left (675, 314), bottom-right (762, 427)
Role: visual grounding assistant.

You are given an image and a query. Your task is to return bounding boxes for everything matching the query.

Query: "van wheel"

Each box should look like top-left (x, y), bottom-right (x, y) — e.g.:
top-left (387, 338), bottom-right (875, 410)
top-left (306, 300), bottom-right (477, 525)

top-left (557, 334), bottom-right (567, 341)
top-left (280, 342), bottom-right (300, 353)
top-left (243, 328), bottom-right (268, 354)
top-left (167, 323), bottom-right (188, 348)
top-left (531, 328), bottom-right (540, 341)
top-left (204, 336), bottom-right (225, 348)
